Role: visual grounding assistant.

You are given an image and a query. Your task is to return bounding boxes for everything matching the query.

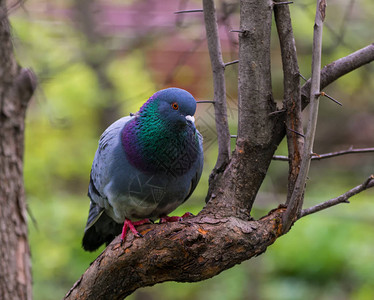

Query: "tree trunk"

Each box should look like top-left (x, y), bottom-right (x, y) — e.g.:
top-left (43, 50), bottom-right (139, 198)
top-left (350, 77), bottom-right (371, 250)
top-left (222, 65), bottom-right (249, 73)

top-left (0, 2), bottom-right (35, 299)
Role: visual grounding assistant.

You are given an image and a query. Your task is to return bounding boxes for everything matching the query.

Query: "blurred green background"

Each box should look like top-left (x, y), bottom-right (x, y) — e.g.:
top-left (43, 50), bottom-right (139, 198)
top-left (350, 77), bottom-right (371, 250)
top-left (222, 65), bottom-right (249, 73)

top-left (9, 0), bottom-right (374, 299)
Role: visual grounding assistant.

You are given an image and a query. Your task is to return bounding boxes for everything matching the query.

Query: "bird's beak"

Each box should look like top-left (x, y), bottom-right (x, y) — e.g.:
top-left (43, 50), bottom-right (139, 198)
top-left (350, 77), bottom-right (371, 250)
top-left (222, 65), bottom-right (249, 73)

top-left (185, 115), bottom-right (195, 123)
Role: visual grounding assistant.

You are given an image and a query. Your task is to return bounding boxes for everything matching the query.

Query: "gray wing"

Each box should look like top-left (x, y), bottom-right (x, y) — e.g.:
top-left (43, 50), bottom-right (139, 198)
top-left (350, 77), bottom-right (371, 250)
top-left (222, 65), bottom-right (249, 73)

top-left (87, 115), bottom-right (133, 207)
top-left (83, 115), bottom-right (133, 251)
top-left (183, 129), bottom-right (204, 202)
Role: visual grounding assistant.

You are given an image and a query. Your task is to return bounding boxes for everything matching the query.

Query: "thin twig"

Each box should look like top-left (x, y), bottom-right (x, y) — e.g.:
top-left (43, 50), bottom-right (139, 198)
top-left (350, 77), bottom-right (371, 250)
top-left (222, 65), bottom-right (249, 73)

top-left (273, 147), bottom-right (374, 161)
top-left (268, 109), bottom-right (287, 116)
top-left (224, 60), bottom-right (239, 67)
top-left (286, 127), bottom-right (305, 138)
top-left (299, 175), bottom-right (374, 218)
top-left (273, 1), bottom-right (294, 5)
top-left (310, 147), bottom-right (374, 160)
top-left (230, 29), bottom-right (244, 33)
top-left (319, 91), bottom-right (343, 106)
top-left (196, 100), bottom-right (215, 104)
top-left (283, 0), bottom-right (326, 233)
top-left (174, 9), bottom-right (204, 14)
top-left (299, 72), bottom-right (308, 81)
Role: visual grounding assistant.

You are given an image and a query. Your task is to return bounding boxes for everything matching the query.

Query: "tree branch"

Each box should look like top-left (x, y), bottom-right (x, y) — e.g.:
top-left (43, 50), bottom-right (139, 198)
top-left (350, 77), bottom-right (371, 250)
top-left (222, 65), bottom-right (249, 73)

top-left (65, 170), bottom-right (374, 299)
top-left (64, 208), bottom-right (285, 300)
top-left (224, 0), bottom-right (277, 213)
top-left (237, 0), bottom-right (274, 143)
top-left (273, 0), bottom-right (303, 204)
top-left (202, 0), bottom-right (232, 201)
top-left (301, 43), bottom-right (374, 108)
top-left (224, 59), bottom-right (239, 67)
top-left (270, 44), bottom-right (374, 142)
top-left (282, 0), bottom-right (326, 233)
top-left (202, 0), bottom-right (282, 219)
top-left (271, 43), bottom-right (374, 166)
top-left (273, 147), bottom-right (374, 161)
top-left (202, 0), bottom-right (231, 170)
top-left (299, 175), bottom-right (374, 218)
top-left (174, 9), bottom-right (204, 14)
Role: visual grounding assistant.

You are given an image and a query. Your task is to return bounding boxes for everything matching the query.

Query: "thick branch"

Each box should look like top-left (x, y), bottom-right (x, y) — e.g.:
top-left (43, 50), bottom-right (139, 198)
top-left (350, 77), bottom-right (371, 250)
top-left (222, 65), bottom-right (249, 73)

top-left (66, 171), bottom-right (374, 299)
top-left (203, 0), bottom-right (279, 217)
top-left (274, 0), bottom-right (303, 203)
top-left (237, 0), bottom-right (274, 143)
top-left (283, 0), bottom-right (326, 233)
top-left (300, 175), bottom-right (374, 218)
top-left (223, 0), bottom-right (277, 213)
top-left (64, 208), bottom-right (285, 300)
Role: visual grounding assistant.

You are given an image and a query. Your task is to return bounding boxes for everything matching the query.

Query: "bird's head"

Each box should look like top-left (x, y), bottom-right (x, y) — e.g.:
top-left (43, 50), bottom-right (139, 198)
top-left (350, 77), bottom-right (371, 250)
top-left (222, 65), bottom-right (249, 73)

top-left (153, 88), bottom-right (197, 127)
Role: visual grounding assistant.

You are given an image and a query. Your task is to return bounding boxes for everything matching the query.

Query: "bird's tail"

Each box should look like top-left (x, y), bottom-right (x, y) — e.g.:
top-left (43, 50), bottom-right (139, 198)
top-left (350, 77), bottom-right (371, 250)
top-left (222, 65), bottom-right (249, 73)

top-left (82, 201), bottom-right (122, 252)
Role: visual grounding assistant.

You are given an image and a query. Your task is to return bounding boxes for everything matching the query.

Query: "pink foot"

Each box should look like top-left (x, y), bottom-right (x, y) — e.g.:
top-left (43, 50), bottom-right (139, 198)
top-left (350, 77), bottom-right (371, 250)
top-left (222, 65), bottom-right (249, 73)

top-left (159, 212), bottom-right (193, 224)
top-left (121, 218), bottom-right (151, 244)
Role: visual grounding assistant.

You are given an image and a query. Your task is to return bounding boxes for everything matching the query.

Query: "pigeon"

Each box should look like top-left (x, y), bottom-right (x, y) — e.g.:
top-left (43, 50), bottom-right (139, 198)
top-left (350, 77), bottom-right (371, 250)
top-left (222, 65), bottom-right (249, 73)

top-left (82, 88), bottom-right (204, 251)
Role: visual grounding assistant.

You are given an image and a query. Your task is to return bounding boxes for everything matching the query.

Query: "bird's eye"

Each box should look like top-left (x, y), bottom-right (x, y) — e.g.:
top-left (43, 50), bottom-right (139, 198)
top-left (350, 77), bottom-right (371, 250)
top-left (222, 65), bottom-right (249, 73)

top-left (171, 102), bottom-right (179, 110)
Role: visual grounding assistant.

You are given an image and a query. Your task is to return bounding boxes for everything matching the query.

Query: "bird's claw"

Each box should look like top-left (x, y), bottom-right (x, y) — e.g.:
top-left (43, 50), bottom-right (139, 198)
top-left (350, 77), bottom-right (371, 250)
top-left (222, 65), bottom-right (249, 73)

top-left (121, 218), bottom-right (151, 244)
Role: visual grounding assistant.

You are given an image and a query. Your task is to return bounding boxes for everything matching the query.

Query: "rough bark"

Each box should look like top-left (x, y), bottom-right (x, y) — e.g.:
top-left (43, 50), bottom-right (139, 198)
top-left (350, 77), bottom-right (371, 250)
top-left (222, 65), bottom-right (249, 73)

top-left (198, 0), bottom-right (280, 220)
top-left (274, 1), bottom-right (303, 205)
top-left (0, 2), bottom-right (35, 299)
top-left (65, 208), bottom-right (285, 300)
top-left (223, 0), bottom-right (277, 214)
